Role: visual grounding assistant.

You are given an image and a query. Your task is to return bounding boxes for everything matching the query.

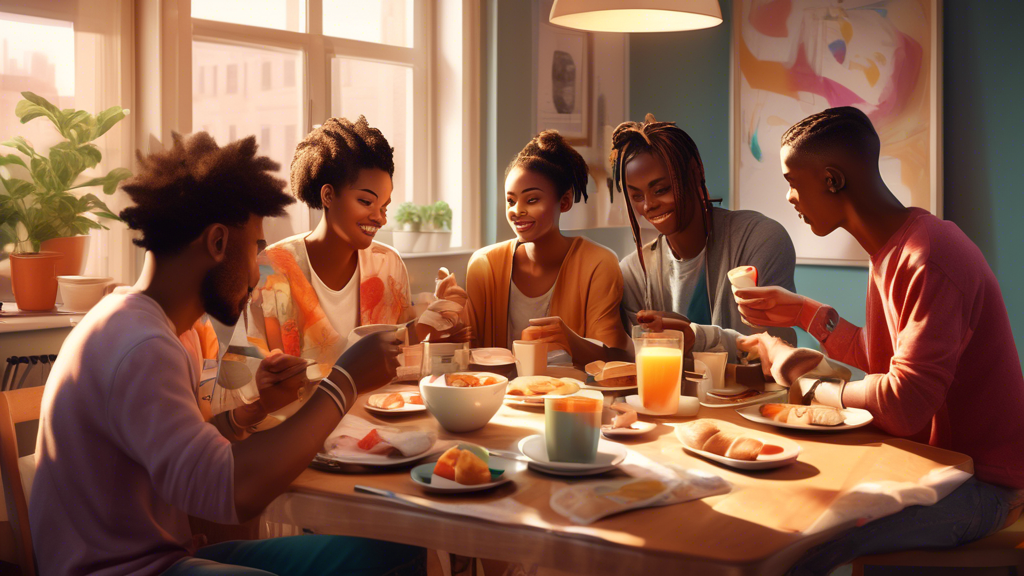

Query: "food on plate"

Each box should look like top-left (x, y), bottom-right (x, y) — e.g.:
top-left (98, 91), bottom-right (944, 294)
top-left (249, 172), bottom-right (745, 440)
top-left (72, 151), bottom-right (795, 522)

top-left (407, 393), bottom-right (424, 405)
top-left (677, 420), bottom-right (769, 461)
top-left (444, 372), bottom-right (499, 388)
top-left (328, 426), bottom-right (436, 457)
top-left (368, 393), bottom-right (406, 410)
top-left (506, 376), bottom-right (580, 397)
top-left (608, 403), bottom-right (638, 429)
top-left (585, 361), bottom-right (637, 388)
top-left (520, 323), bottom-right (561, 341)
top-left (433, 446), bottom-right (492, 485)
top-left (759, 403), bottom-right (845, 426)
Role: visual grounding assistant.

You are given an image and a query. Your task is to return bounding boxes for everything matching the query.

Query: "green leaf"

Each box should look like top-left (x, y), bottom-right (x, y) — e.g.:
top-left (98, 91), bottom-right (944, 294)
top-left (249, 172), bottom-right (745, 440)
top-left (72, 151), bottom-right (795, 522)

top-left (0, 154), bottom-right (27, 170)
top-left (93, 106), bottom-right (127, 139)
top-left (77, 144), bottom-right (102, 169)
top-left (2, 178), bottom-right (34, 199)
top-left (1, 136), bottom-right (37, 158)
top-left (70, 167), bottom-right (132, 195)
top-left (15, 94), bottom-right (60, 128)
top-left (30, 157), bottom-right (57, 192)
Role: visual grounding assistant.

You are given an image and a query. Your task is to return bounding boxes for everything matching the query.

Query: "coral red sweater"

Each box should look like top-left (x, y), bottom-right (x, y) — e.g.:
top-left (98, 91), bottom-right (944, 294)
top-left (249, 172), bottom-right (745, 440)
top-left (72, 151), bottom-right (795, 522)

top-left (828, 209), bottom-right (1024, 489)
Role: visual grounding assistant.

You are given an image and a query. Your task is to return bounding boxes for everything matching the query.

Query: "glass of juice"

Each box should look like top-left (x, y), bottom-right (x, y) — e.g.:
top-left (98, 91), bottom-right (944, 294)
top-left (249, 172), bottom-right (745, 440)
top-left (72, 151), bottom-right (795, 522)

top-left (634, 333), bottom-right (683, 414)
top-left (544, 394), bottom-right (602, 463)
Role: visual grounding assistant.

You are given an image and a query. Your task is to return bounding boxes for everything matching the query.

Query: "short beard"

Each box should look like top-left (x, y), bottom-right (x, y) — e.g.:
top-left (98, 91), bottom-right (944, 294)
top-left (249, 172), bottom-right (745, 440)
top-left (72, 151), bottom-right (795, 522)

top-left (200, 261), bottom-right (249, 326)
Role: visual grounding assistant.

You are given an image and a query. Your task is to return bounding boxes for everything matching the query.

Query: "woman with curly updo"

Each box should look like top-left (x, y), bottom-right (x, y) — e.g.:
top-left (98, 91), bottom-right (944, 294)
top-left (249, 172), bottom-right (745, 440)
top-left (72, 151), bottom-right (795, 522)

top-left (466, 130), bottom-right (629, 364)
top-left (246, 116), bottom-right (467, 400)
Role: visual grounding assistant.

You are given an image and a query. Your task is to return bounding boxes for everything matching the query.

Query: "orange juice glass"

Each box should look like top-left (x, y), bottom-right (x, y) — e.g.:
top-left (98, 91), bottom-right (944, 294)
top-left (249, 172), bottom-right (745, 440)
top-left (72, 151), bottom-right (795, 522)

top-left (634, 334), bottom-right (683, 414)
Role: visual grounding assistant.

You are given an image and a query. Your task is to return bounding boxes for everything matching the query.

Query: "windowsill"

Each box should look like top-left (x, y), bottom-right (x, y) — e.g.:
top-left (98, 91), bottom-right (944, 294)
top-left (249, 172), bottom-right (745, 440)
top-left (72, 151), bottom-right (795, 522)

top-left (397, 249), bottom-right (476, 260)
top-left (0, 303), bottom-right (84, 334)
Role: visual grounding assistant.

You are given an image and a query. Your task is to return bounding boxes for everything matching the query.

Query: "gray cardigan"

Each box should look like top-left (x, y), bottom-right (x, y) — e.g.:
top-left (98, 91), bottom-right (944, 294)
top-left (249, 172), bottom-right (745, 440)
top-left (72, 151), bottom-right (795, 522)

top-left (620, 208), bottom-right (798, 359)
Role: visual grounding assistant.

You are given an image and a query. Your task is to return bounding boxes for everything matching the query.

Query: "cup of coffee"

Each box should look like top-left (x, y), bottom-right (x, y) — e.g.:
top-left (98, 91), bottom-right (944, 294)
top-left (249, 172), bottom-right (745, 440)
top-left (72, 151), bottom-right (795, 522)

top-left (693, 351), bottom-right (728, 391)
top-left (544, 391), bottom-right (602, 463)
top-left (513, 340), bottom-right (547, 377)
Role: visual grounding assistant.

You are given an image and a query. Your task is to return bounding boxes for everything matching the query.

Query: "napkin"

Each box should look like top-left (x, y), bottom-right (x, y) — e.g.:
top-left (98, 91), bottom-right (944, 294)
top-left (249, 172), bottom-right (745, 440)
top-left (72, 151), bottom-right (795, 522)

top-left (550, 449), bottom-right (731, 525)
top-left (324, 415), bottom-right (444, 458)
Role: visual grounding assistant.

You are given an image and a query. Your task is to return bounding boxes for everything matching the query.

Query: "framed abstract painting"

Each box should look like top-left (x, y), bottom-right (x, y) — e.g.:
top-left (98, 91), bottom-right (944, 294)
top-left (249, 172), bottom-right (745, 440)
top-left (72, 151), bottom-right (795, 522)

top-left (731, 0), bottom-right (942, 266)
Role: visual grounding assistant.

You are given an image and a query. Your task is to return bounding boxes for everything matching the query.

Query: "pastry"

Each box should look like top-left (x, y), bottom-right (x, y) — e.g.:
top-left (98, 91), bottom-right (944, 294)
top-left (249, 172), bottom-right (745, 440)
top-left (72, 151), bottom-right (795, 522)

top-left (368, 392), bottom-right (405, 410)
top-left (677, 420), bottom-right (765, 461)
top-left (507, 376), bottom-right (580, 397)
top-left (759, 403), bottom-right (845, 426)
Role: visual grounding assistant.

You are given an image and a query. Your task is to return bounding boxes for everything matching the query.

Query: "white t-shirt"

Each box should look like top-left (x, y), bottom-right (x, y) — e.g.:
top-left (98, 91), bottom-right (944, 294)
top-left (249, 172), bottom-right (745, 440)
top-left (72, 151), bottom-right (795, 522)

top-left (307, 251), bottom-right (359, 357)
top-left (507, 279), bottom-right (555, 344)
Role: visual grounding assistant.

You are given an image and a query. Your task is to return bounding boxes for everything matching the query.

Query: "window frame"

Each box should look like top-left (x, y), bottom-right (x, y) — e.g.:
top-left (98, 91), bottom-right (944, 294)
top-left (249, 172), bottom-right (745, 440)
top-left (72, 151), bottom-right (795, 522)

top-left (187, 0), bottom-right (479, 250)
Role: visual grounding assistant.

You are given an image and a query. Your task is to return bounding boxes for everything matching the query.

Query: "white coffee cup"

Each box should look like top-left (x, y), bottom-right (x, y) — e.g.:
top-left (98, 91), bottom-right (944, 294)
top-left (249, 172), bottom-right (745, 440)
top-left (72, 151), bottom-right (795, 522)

top-left (692, 351), bottom-right (728, 392)
top-left (513, 340), bottom-right (547, 377)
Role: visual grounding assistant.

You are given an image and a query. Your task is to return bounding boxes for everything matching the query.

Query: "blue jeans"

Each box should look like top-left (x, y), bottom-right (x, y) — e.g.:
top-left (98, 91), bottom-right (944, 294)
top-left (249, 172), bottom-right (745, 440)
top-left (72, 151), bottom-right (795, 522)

top-left (162, 535), bottom-right (425, 576)
top-left (786, 477), bottom-right (1021, 576)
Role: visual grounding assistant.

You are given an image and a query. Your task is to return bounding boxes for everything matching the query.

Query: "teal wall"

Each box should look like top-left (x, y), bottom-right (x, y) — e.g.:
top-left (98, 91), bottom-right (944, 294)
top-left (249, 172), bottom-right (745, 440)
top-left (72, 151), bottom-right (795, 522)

top-left (630, 0), bottom-right (1024, 356)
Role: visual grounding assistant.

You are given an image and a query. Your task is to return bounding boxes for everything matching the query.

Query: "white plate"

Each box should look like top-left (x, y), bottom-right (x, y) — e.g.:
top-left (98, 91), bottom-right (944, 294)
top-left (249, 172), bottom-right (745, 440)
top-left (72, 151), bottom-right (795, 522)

top-left (673, 422), bottom-right (802, 470)
top-left (707, 386), bottom-right (750, 396)
top-left (624, 394), bottom-right (700, 417)
top-left (409, 456), bottom-right (515, 493)
top-left (517, 434), bottom-right (627, 476)
top-left (364, 391), bottom-right (427, 415)
top-left (315, 442), bottom-right (448, 468)
top-left (735, 404), bottom-right (875, 431)
top-left (470, 348), bottom-right (516, 366)
top-left (582, 380), bottom-right (638, 392)
top-left (504, 378), bottom-right (587, 407)
top-left (700, 389), bottom-right (787, 409)
top-left (601, 420), bottom-right (657, 438)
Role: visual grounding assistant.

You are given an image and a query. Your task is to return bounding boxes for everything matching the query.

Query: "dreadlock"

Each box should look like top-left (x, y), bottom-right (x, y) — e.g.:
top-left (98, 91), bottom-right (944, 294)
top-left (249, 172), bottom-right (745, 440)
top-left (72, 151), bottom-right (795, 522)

top-left (608, 113), bottom-right (712, 275)
top-left (506, 130), bottom-right (589, 203)
top-left (290, 116), bottom-right (395, 209)
top-left (781, 106), bottom-right (880, 162)
top-left (120, 132), bottom-right (293, 255)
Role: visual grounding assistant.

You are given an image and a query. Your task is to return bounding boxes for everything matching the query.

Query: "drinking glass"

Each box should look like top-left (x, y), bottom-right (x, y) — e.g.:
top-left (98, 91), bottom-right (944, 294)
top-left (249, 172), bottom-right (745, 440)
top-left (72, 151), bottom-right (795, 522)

top-left (634, 332), bottom-right (683, 414)
top-left (544, 394), bottom-right (602, 463)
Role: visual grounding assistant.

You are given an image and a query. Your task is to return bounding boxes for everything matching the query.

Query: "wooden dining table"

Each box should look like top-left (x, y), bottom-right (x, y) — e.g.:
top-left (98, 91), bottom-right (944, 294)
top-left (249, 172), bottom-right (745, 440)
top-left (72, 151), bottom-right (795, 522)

top-left (263, 378), bottom-right (973, 576)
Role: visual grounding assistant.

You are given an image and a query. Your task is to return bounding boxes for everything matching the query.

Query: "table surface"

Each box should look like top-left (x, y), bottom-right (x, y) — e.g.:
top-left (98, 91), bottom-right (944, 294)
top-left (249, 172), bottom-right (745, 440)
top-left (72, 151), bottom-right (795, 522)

top-left (266, 381), bottom-right (973, 576)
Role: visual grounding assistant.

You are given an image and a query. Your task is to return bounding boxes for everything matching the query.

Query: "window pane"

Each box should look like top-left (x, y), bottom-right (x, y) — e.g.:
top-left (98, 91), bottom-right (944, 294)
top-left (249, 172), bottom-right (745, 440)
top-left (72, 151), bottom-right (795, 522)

top-left (323, 0), bottom-right (413, 48)
top-left (193, 41), bottom-right (307, 244)
top-left (192, 0), bottom-right (305, 33)
top-left (331, 58), bottom-right (413, 211)
top-left (0, 12), bottom-right (75, 154)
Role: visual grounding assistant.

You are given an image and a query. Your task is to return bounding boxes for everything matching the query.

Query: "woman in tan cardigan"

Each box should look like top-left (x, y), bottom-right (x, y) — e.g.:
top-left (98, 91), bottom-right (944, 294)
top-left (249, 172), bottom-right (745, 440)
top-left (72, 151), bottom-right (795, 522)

top-left (466, 131), bottom-right (629, 364)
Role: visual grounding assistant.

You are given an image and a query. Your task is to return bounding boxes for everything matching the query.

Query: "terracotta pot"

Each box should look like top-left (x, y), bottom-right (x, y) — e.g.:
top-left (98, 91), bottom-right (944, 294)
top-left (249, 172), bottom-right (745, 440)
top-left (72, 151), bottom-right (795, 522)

top-left (10, 251), bottom-right (63, 311)
top-left (40, 235), bottom-right (90, 276)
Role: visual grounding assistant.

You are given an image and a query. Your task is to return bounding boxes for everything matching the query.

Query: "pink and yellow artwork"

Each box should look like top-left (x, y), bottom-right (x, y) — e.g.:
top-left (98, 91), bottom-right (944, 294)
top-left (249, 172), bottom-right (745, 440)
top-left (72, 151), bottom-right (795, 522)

top-left (733, 0), bottom-right (940, 265)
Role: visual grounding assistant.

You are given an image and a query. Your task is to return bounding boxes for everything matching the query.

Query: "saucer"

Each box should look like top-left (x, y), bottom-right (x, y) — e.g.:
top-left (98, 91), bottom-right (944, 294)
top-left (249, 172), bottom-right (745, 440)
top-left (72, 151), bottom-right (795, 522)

top-left (517, 434), bottom-right (627, 476)
top-left (601, 420), bottom-right (657, 438)
top-left (624, 395), bottom-right (700, 417)
top-left (409, 456), bottom-right (515, 493)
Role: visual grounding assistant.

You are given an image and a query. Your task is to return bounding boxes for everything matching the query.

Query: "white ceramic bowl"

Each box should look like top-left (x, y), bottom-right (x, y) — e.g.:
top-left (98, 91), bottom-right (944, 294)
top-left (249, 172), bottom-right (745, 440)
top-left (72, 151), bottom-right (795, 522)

top-left (57, 276), bottom-right (113, 312)
top-left (419, 372), bottom-right (509, 433)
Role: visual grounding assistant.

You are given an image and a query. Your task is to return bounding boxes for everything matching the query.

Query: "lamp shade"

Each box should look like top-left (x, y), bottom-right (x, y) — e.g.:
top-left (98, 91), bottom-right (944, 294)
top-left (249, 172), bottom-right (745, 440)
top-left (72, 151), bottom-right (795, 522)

top-left (549, 0), bottom-right (723, 33)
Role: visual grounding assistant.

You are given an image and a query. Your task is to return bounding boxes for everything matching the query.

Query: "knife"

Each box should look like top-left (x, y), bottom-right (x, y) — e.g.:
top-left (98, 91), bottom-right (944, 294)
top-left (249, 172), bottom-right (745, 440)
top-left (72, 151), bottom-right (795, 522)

top-left (354, 485), bottom-right (438, 514)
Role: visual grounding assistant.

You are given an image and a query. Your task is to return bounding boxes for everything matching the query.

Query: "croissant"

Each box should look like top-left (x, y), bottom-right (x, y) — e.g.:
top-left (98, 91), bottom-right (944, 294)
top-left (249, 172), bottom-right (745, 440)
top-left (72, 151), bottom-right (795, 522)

top-left (677, 420), bottom-right (764, 461)
top-left (759, 403), bottom-right (844, 426)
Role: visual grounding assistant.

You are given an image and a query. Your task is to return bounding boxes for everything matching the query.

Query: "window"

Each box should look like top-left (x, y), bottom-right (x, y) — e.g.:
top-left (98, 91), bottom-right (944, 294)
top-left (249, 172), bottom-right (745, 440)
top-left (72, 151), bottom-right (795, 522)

top-left (190, 0), bottom-right (480, 250)
top-left (0, 2), bottom-right (134, 283)
top-left (261, 61), bottom-right (272, 91)
top-left (225, 63), bottom-right (238, 94)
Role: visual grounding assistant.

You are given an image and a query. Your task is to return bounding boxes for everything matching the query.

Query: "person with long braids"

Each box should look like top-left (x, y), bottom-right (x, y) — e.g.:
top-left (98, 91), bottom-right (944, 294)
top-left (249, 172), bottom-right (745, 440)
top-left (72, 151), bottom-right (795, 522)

top-left (245, 116), bottom-right (468, 412)
top-left (610, 114), bottom-right (797, 358)
top-left (466, 130), bottom-right (629, 363)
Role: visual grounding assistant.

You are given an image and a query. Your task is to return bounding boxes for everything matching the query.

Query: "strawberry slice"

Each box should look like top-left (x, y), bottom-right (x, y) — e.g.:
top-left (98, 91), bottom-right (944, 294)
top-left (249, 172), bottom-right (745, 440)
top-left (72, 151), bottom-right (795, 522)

top-left (357, 429), bottom-right (383, 451)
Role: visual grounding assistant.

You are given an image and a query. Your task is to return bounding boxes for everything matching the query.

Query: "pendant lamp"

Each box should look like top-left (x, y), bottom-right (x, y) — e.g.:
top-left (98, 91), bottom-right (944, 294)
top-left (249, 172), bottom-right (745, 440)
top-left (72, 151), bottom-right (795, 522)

top-left (549, 0), bottom-right (723, 33)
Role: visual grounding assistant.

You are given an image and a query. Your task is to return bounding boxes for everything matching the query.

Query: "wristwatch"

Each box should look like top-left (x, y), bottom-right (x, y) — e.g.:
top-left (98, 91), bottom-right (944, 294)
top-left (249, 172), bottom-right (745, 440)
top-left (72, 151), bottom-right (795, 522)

top-left (807, 305), bottom-right (839, 344)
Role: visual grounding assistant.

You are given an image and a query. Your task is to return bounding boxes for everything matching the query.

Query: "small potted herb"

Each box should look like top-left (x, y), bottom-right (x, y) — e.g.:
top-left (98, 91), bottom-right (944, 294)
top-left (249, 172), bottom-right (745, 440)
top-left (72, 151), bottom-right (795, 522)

top-left (391, 201), bottom-right (425, 253)
top-left (422, 201), bottom-right (453, 251)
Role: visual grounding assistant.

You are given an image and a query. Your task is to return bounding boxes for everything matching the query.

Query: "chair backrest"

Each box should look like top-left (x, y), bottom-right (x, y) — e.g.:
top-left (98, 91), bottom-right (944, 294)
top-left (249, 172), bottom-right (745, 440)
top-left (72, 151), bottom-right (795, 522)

top-left (0, 387), bottom-right (42, 576)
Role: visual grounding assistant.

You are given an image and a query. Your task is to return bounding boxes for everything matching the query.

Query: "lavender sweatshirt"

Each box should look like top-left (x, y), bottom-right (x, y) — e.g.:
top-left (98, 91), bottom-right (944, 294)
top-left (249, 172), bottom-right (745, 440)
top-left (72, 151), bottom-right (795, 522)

top-left (31, 292), bottom-right (236, 576)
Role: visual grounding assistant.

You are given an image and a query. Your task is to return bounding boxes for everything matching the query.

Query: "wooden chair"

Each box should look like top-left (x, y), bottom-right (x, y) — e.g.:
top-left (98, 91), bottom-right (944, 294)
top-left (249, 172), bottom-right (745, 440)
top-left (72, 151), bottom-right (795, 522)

top-left (851, 510), bottom-right (1024, 575)
top-left (0, 387), bottom-right (43, 576)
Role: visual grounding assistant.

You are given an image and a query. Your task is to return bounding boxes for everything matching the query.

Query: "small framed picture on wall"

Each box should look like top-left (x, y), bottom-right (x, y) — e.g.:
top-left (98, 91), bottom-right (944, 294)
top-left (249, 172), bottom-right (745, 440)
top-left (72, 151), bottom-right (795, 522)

top-left (534, 0), bottom-right (592, 145)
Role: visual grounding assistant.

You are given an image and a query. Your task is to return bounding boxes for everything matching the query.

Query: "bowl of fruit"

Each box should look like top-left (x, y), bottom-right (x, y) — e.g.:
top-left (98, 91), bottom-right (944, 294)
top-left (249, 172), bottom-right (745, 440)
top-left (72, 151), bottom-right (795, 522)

top-left (419, 372), bottom-right (509, 433)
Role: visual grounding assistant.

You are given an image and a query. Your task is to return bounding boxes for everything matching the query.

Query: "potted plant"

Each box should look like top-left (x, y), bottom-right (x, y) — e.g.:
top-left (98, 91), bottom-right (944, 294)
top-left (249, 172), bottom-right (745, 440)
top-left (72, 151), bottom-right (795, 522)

top-left (0, 91), bottom-right (131, 310)
top-left (422, 200), bottom-right (453, 252)
top-left (391, 201), bottom-right (426, 253)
